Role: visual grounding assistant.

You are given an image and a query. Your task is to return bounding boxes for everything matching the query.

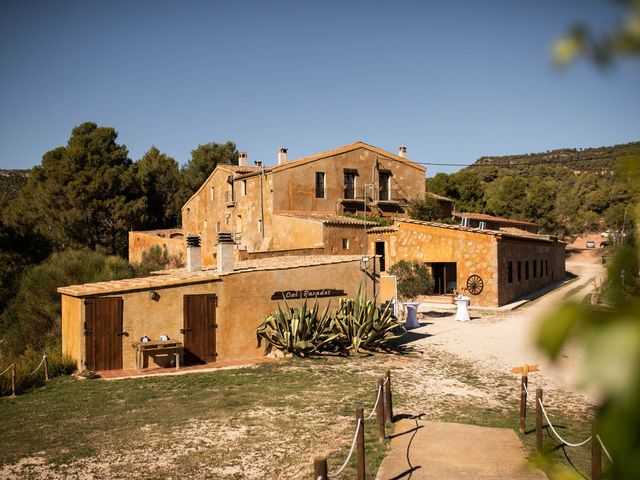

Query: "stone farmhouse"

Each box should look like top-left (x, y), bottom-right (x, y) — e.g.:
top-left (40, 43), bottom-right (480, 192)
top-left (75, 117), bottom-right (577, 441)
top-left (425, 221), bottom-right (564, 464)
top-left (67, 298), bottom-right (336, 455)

top-left (59, 141), bottom-right (567, 373)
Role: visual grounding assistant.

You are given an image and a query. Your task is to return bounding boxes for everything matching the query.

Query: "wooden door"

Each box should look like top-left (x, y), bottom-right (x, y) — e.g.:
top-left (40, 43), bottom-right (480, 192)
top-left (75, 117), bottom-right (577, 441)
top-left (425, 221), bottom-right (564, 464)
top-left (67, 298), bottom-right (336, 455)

top-left (183, 294), bottom-right (217, 364)
top-left (85, 297), bottom-right (123, 371)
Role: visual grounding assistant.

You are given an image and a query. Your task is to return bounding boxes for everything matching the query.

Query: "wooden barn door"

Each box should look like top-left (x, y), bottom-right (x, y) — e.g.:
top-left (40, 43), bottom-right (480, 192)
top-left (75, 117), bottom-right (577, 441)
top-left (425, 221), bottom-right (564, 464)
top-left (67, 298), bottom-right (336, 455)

top-left (182, 294), bottom-right (217, 364)
top-left (85, 297), bottom-right (123, 371)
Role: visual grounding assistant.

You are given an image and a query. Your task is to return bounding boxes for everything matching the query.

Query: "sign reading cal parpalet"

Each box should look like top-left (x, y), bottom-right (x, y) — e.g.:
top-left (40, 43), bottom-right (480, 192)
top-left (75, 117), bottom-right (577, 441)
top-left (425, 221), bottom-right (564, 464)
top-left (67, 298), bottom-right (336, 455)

top-left (271, 289), bottom-right (347, 300)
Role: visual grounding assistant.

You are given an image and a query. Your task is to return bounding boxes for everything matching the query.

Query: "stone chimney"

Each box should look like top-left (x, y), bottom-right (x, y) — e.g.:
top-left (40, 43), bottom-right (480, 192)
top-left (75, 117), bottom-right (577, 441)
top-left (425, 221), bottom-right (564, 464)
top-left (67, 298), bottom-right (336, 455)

top-left (186, 235), bottom-right (202, 273)
top-left (277, 147), bottom-right (288, 165)
top-left (216, 232), bottom-right (235, 274)
top-left (238, 152), bottom-right (248, 167)
top-left (398, 146), bottom-right (407, 158)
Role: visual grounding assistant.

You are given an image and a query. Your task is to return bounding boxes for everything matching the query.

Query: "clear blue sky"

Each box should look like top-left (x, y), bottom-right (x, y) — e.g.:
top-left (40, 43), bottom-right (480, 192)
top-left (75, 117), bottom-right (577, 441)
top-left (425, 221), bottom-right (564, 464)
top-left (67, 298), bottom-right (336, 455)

top-left (1, 0), bottom-right (638, 176)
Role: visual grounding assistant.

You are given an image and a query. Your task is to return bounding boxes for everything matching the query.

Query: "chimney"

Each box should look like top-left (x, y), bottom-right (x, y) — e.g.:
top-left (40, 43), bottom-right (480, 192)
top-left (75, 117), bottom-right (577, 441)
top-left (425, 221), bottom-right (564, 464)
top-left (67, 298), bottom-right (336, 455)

top-left (398, 146), bottom-right (407, 158)
top-left (217, 232), bottom-right (235, 274)
top-left (186, 235), bottom-right (202, 273)
top-left (238, 152), bottom-right (248, 167)
top-left (277, 147), bottom-right (288, 165)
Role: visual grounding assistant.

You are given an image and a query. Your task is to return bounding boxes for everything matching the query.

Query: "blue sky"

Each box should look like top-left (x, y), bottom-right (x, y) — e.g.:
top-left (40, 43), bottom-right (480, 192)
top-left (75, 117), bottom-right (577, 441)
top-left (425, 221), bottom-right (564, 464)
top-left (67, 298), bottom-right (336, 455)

top-left (1, 0), bottom-right (638, 176)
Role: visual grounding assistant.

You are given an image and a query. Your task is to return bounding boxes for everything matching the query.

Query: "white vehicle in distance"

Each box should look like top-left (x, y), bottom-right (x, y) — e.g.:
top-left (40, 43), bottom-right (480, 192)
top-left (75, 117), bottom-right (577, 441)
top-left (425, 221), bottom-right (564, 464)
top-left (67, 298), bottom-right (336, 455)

top-left (601, 231), bottom-right (610, 238)
top-left (586, 240), bottom-right (596, 248)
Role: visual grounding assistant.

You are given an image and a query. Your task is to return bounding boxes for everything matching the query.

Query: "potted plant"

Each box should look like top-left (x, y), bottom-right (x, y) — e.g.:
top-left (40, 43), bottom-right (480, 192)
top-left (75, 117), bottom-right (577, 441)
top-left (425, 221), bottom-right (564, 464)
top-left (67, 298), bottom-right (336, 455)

top-left (387, 260), bottom-right (434, 328)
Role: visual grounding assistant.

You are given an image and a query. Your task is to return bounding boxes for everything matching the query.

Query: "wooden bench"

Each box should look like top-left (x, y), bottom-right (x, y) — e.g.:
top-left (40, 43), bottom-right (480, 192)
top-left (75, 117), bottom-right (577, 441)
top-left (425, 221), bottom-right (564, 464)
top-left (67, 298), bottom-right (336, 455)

top-left (132, 340), bottom-right (184, 373)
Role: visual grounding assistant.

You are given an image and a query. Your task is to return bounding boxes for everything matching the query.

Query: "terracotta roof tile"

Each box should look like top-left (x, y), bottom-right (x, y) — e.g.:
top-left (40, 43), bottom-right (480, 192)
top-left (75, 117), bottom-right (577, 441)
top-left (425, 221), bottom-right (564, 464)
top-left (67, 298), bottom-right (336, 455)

top-left (273, 212), bottom-right (376, 226)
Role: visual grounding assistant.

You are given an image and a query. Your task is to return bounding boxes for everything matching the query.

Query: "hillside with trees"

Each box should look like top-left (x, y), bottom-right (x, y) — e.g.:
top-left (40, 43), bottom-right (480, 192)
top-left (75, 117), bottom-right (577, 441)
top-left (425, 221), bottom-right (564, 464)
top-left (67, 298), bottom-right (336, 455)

top-left (424, 141), bottom-right (639, 238)
top-left (0, 122), bottom-right (238, 362)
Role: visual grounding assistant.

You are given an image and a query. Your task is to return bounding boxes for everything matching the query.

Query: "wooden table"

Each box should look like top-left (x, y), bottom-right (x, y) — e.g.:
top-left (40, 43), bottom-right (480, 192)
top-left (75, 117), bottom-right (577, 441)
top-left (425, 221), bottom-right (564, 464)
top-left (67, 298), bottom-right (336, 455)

top-left (131, 340), bottom-right (184, 373)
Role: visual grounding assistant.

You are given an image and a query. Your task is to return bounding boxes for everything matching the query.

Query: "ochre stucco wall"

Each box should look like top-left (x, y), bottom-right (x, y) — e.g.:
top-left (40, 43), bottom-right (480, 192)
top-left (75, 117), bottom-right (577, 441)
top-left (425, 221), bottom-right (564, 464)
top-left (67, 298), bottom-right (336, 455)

top-left (61, 295), bottom-right (84, 371)
top-left (128, 231), bottom-right (185, 265)
top-left (61, 259), bottom-right (370, 371)
top-left (271, 147), bottom-right (425, 214)
top-left (271, 215), bottom-right (324, 250)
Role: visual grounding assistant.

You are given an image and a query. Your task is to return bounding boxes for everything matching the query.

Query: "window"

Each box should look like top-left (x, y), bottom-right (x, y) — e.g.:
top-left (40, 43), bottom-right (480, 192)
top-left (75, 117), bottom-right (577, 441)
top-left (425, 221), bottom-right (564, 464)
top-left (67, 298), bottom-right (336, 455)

top-left (525, 261), bottom-right (529, 280)
top-left (461, 217), bottom-right (469, 227)
top-left (379, 171), bottom-right (390, 201)
top-left (508, 261), bottom-right (513, 283)
top-left (541, 259), bottom-right (544, 276)
top-left (315, 172), bottom-right (325, 198)
top-left (343, 170), bottom-right (357, 199)
top-left (204, 219), bottom-right (207, 230)
top-left (241, 180), bottom-right (247, 196)
top-left (216, 221), bottom-right (221, 233)
top-left (210, 187), bottom-right (214, 201)
top-left (517, 261), bottom-right (521, 282)
top-left (342, 238), bottom-right (349, 250)
top-left (186, 208), bottom-right (191, 217)
top-left (533, 260), bottom-right (537, 278)
top-left (478, 221), bottom-right (486, 230)
top-left (545, 259), bottom-right (548, 276)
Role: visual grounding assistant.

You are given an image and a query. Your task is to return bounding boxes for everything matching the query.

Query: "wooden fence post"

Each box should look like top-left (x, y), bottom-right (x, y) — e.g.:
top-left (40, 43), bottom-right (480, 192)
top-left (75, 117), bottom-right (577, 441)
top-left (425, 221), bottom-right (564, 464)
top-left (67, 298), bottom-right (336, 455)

top-left (356, 407), bottom-right (365, 480)
top-left (44, 353), bottom-right (49, 382)
top-left (536, 388), bottom-right (543, 454)
top-left (313, 456), bottom-right (328, 480)
top-left (377, 378), bottom-right (385, 442)
top-left (591, 423), bottom-right (601, 480)
top-left (384, 370), bottom-right (393, 423)
top-left (11, 363), bottom-right (16, 397)
top-left (519, 373), bottom-right (528, 433)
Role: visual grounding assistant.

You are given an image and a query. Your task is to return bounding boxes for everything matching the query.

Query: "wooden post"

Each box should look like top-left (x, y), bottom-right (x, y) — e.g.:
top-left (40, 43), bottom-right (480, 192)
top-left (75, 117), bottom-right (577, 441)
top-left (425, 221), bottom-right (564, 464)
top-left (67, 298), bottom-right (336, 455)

top-left (313, 456), bottom-right (328, 480)
top-left (591, 423), bottom-right (601, 480)
top-left (43, 353), bottom-right (49, 382)
top-left (376, 378), bottom-right (385, 442)
top-left (11, 363), bottom-right (16, 397)
top-left (384, 370), bottom-right (393, 423)
top-left (519, 372), bottom-right (528, 433)
top-left (536, 388), bottom-right (543, 454)
top-left (356, 407), bottom-right (365, 480)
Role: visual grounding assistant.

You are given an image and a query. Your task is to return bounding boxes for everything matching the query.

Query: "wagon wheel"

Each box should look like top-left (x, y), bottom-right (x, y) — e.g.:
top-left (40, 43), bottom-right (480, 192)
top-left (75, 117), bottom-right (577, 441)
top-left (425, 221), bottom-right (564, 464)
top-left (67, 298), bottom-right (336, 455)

top-left (466, 274), bottom-right (484, 295)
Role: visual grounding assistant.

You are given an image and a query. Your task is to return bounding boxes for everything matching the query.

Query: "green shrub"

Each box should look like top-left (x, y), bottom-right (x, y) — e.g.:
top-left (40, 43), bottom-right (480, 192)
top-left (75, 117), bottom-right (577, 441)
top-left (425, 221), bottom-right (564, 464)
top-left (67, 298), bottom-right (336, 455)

top-left (256, 298), bottom-right (336, 357)
top-left (0, 249), bottom-right (134, 359)
top-left (331, 290), bottom-right (404, 353)
top-left (0, 349), bottom-right (76, 397)
top-left (387, 260), bottom-right (434, 300)
top-left (133, 245), bottom-right (184, 276)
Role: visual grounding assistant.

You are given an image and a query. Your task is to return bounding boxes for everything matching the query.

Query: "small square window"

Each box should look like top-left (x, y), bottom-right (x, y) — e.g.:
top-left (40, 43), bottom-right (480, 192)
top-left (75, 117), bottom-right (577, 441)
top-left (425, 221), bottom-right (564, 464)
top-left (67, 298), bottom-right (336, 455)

top-left (342, 238), bottom-right (349, 250)
top-left (507, 261), bottom-right (513, 283)
top-left (242, 180), bottom-right (247, 196)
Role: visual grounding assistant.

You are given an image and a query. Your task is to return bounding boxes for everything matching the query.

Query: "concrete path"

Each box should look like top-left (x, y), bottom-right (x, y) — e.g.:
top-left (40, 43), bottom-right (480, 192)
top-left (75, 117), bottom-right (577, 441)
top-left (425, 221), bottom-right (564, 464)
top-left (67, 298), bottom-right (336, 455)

top-left (376, 419), bottom-right (547, 480)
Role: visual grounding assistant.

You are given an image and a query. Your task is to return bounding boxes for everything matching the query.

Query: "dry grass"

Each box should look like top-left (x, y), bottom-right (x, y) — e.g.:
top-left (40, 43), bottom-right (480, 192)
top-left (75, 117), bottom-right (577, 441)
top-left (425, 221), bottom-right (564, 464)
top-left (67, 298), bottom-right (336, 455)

top-left (0, 349), bottom-right (594, 479)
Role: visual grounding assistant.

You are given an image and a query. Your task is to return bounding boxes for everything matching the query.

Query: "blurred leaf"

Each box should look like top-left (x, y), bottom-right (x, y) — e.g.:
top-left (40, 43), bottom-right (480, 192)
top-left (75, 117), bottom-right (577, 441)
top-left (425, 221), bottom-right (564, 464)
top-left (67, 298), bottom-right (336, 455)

top-left (536, 302), bottom-right (582, 359)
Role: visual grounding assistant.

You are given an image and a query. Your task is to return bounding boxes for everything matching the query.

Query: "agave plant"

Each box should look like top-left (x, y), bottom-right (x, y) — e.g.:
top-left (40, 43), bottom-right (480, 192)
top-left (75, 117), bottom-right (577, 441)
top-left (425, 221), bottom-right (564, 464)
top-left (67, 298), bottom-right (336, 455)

top-left (331, 289), bottom-right (405, 354)
top-left (256, 297), bottom-right (337, 357)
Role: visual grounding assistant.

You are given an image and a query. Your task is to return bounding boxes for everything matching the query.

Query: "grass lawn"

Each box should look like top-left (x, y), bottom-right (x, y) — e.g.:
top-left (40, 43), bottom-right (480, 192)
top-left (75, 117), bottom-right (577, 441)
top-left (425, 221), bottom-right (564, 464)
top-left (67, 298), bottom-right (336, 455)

top-left (0, 350), bottom-right (597, 479)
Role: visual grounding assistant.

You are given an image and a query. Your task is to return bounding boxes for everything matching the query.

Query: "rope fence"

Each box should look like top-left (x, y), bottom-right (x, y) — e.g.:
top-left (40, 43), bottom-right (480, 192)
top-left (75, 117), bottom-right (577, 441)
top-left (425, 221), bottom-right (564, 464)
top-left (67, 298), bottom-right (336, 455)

top-left (1, 353), bottom-right (49, 397)
top-left (327, 419), bottom-right (362, 478)
top-left (515, 370), bottom-right (614, 480)
top-left (314, 370), bottom-right (394, 480)
top-left (0, 363), bottom-right (15, 376)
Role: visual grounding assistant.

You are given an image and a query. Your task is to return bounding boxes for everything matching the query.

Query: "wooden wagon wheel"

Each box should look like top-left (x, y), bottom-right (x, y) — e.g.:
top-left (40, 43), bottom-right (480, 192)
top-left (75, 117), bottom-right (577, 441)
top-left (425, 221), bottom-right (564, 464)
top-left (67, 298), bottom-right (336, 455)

top-left (466, 274), bottom-right (484, 295)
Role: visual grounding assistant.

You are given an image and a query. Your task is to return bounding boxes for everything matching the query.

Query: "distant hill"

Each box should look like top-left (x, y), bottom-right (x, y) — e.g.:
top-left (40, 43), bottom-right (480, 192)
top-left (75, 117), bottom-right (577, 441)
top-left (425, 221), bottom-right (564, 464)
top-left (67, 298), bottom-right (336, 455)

top-left (472, 141), bottom-right (640, 173)
top-left (0, 169), bottom-right (29, 206)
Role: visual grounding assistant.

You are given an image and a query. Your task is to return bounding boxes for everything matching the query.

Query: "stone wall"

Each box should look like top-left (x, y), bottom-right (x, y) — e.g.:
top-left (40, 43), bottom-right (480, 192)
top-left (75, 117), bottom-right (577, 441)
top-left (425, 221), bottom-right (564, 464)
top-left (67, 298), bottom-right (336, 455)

top-left (496, 237), bottom-right (566, 305)
top-left (370, 222), bottom-right (499, 306)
